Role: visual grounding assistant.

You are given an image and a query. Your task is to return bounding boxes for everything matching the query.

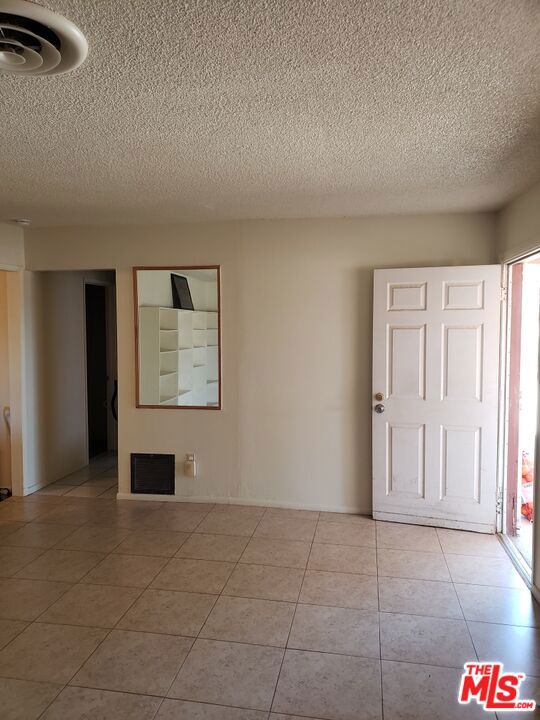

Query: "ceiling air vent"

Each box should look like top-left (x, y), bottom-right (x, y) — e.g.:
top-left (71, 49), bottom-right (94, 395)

top-left (0, 0), bottom-right (87, 75)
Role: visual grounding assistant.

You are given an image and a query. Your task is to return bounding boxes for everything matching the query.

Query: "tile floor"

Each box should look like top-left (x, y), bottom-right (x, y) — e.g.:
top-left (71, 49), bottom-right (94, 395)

top-left (0, 467), bottom-right (538, 718)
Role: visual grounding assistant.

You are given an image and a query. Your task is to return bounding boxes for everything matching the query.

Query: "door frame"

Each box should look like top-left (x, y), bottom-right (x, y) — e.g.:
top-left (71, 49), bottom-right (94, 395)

top-left (82, 275), bottom-right (117, 463)
top-left (0, 265), bottom-right (23, 496)
top-left (498, 246), bottom-right (540, 590)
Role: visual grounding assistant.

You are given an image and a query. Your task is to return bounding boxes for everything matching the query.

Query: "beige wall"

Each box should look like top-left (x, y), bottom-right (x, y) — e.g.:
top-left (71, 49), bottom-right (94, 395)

top-left (0, 223), bottom-right (24, 270)
top-left (497, 180), bottom-right (540, 261)
top-left (25, 214), bottom-right (496, 511)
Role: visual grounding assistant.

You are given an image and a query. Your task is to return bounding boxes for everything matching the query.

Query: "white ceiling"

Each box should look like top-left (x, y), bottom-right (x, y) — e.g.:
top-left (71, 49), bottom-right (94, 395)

top-left (1, 0), bottom-right (539, 226)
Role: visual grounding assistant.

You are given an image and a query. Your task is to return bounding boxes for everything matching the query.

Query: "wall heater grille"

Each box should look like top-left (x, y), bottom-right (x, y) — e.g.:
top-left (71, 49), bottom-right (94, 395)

top-left (130, 453), bottom-right (175, 495)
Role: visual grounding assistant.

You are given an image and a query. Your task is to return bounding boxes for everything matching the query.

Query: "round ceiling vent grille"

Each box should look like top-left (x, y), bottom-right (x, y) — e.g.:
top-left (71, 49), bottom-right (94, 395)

top-left (0, 0), bottom-right (87, 75)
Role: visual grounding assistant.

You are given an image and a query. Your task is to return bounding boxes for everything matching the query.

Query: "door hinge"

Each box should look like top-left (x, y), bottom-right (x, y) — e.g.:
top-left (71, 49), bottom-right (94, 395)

top-left (501, 285), bottom-right (508, 302)
top-left (496, 487), bottom-right (503, 516)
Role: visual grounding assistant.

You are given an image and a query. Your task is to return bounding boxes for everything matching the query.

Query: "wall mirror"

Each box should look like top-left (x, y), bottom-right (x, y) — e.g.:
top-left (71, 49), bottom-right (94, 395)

top-left (134, 266), bottom-right (221, 408)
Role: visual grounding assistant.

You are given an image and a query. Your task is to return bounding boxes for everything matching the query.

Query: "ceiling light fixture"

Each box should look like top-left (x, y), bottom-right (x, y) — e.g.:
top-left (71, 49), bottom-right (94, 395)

top-left (0, 0), bottom-right (87, 75)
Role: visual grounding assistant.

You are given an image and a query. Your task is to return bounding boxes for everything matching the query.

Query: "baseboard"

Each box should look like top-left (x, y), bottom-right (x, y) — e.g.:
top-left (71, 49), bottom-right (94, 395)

top-left (115, 491), bottom-right (368, 515)
top-left (116, 492), bottom-right (230, 504)
top-left (228, 496), bottom-right (368, 514)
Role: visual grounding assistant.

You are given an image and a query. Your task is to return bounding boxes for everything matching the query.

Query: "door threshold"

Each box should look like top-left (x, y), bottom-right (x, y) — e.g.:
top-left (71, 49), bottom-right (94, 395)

top-left (498, 532), bottom-right (532, 590)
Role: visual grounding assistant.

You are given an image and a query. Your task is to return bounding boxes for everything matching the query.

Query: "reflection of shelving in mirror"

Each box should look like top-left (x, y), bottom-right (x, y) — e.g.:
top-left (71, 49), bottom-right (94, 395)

top-left (139, 307), bottom-right (219, 406)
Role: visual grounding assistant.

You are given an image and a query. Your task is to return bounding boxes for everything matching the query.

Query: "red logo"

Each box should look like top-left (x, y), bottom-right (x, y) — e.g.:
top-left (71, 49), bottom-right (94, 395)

top-left (459, 662), bottom-right (536, 712)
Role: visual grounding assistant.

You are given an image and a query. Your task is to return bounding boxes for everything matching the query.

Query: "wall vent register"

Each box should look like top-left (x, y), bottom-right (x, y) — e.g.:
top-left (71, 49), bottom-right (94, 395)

top-left (131, 453), bottom-right (175, 495)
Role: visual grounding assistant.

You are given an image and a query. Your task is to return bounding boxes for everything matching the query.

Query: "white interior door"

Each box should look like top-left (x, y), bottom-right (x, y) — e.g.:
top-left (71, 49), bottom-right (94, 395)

top-left (372, 266), bottom-right (501, 533)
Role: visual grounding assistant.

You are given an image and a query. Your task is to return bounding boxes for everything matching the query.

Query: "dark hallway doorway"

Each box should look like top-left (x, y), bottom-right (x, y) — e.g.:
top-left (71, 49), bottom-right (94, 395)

top-left (85, 283), bottom-right (108, 458)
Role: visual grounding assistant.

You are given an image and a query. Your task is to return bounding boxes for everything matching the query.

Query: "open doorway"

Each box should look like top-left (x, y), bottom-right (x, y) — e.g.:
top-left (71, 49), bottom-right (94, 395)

top-left (26, 270), bottom-right (118, 498)
top-left (504, 252), bottom-right (540, 573)
top-left (86, 282), bottom-right (113, 458)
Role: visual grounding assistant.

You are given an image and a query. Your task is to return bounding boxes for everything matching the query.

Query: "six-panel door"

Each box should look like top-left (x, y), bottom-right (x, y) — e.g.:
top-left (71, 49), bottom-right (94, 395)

top-left (372, 266), bottom-right (501, 532)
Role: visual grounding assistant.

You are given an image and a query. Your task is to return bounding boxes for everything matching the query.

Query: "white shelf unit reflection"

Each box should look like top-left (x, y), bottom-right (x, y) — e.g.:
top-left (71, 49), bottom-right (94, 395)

top-left (139, 307), bottom-right (219, 406)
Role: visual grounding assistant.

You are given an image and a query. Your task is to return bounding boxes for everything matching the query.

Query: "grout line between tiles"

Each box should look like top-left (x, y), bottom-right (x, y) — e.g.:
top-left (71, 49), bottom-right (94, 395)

top-left (151, 503), bottom-right (273, 716)
top-left (266, 511), bottom-right (318, 715)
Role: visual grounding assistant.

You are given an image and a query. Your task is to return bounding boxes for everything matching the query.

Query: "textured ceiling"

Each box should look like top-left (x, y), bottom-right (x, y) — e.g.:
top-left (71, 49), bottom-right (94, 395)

top-left (1, 0), bottom-right (539, 226)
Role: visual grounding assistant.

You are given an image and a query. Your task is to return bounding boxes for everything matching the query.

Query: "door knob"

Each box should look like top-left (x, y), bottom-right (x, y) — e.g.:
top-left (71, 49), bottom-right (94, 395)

top-left (374, 404), bottom-right (385, 414)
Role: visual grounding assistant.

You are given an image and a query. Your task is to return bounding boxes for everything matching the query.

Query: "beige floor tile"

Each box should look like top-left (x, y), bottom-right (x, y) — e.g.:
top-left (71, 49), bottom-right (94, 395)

top-left (0, 545), bottom-right (45, 576)
top-left (55, 524), bottom-right (130, 552)
top-left (49, 473), bottom-right (89, 486)
top-left (200, 595), bottom-right (295, 646)
top-left (140, 509), bottom-right (207, 533)
top-left (177, 533), bottom-right (249, 562)
top-left (437, 528), bottom-right (506, 557)
top-left (223, 563), bottom-right (304, 602)
top-left (377, 548), bottom-right (451, 581)
top-left (468, 621), bottom-right (540, 678)
top-left (455, 583), bottom-right (540, 626)
top-left (34, 485), bottom-right (73, 496)
top-left (0, 503), bottom-right (47, 523)
top-left (38, 583), bottom-right (142, 628)
top-left (196, 511), bottom-right (261, 536)
top-left (0, 578), bottom-right (71, 621)
top-left (81, 477), bottom-right (118, 489)
top-left (36, 505), bottom-right (95, 526)
top-left (0, 677), bottom-right (62, 720)
top-left (382, 660), bottom-right (492, 719)
top-left (16, 548), bottom-right (105, 583)
top-left (118, 588), bottom-right (216, 636)
top-left (41, 686), bottom-right (161, 720)
top-left (376, 522), bottom-right (442, 553)
top-left (72, 629), bottom-right (193, 696)
top-left (308, 543), bottom-right (376, 574)
top-left (445, 553), bottom-right (526, 589)
top-left (114, 530), bottom-right (190, 557)
top-left (288, 603), bottom-right (380, 658)
top-left (0, 521), bottom-right (27, 541)
top-left (0, 619), bottom-right (28, 649)
top-left (152, 558), bottom-right (235, 594)
top-left (157, 699), bottom-right (267, 719)
top-left (2, 523), bottom-right (76, 549)
top-left (10, 494), bottom-right (60, 506)
top-left (273, 649), bottom-right (382, 720)
top-left (299, 570), bottom-right (378, 610)
top-left (99, 487), bottom-right (118, 498)
top-left (314, 521), bottom-right (375, 548)
top-left (378, 577), bottom-right (463, 619)
top-left (254, 515), bottom-right (317, 542)
top-left (85, 506), bottom-right (157, 529)
top-left (380, 613), bottom-right (475, 668)
top-left (240, 537), bottom-right (311, 568)
top-left (0, 622), bottom-right (106, 683)
top-left (64, 485), bottom-right (110, 498)
top-left (82, 553), bottom-right (168, 588)
top-left (168, 638), bottom-right (283, 711)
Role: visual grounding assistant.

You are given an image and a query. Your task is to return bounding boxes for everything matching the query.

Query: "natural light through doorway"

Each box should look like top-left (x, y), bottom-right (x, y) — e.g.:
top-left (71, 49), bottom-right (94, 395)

top-left (505, 254), bottom-right (540, 571)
